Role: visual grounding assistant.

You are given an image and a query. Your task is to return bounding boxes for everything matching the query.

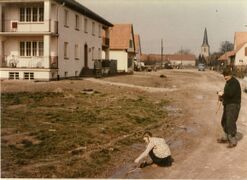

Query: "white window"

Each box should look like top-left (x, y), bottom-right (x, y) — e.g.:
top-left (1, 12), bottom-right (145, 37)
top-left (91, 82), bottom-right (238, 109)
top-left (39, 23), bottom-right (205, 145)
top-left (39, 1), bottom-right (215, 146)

top-left (19, 41), bottom-right (44, 57)
top-left (98, 24), bottom-right (101, 37)
top-left (98, 48), bottom-right (101, 58)
top-left (38, 42), bottom-right (44, 56)
top-left (39, 7), bottom-right (44, 21)
top-left (26, 42), bottom-right (31, 56)
top-left (19, 7), bottom-right (44, 22)
top-left (129, 40), bottom-right (133, 48)
top-left (20, 42), bottom-right (25, 56)
top-left (9, 72), bottom-right (19, 80)
top-left (92, 47), bottom-right (95, 60)
top-left (26, 8), bottom-right (32, 22)
top-left (75, 44), bottom-right (79, 60)
top-left (20, 8), bottom-right (25, 21)
top-left (24, 72), bottom-right (34, 80)
top-left (92, 22), bottom-right (95, 35)
top-left (32, 42), bottom-right (37, 56)
top-left (75, 14), bottom-right (79, 30)
top-left (64, 42), bottom-right (69, 59)
top-left (64, 10), bottom-right (69, 27)
top-left (84, 18), bottom-right (88, 33)
top-left (32, 7), bottom-right (38, 22)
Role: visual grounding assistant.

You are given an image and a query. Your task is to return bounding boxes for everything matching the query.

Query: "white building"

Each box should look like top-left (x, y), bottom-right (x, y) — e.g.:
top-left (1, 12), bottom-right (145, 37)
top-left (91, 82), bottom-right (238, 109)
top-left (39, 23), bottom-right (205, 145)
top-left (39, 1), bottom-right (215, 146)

top-left (233, 32), bottom-right (247, 66)
top-left (107, 24), bottom-right (135, 73)
top-left (0, 0), bottom-right (112, 80)
top-left (218, 32), bottom-right (247, 67)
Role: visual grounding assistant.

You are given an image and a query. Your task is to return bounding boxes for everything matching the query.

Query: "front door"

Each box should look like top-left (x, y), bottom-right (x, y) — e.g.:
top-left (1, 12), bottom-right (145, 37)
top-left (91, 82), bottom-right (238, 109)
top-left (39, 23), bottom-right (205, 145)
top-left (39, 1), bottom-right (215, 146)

top-left (84, 44), bottom-right (88, 68)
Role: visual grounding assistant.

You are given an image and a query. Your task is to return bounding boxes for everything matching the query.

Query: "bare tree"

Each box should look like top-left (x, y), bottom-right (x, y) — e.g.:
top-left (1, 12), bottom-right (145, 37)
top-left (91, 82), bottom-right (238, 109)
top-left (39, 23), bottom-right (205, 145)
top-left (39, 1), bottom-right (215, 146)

top-left (220, 41), bottom-right (234, 53)
top-left (176, 48), bottom-right (191, 55)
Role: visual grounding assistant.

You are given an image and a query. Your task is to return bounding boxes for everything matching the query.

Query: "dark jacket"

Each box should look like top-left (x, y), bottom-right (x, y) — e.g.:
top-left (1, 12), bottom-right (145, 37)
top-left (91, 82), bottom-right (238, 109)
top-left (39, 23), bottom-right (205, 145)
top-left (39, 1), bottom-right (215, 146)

top-left (223, 77), bottom-right (241, 105)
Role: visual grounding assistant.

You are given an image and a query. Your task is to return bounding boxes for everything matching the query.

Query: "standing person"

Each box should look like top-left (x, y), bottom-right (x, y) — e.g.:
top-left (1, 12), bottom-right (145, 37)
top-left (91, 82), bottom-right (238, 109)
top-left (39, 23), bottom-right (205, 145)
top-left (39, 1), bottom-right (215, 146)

top-left (134, 131), bottom-right (173, 167)
top-left (217, 67), bottom-right (241, 148)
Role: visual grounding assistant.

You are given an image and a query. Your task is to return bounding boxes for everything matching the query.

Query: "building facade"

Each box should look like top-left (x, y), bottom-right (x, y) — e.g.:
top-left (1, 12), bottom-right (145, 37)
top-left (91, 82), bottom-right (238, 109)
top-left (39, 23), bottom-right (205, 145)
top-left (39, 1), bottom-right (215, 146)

top-left (108, 24), bottom-right (135, 73)
top-left (218, 32), bottom-right (247, 67)
top-left (0, 0), bottom-right (112, 80)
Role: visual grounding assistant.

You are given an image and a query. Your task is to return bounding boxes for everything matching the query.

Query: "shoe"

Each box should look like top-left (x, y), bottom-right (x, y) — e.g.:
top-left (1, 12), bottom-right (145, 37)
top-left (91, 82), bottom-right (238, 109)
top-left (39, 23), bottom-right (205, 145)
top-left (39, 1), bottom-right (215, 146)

top-left (227, 143), bottom-right (237, 148)
top-left (217, 138), bottom-right (228, 144)
top-left (140, 162), bottom-right (148, 168)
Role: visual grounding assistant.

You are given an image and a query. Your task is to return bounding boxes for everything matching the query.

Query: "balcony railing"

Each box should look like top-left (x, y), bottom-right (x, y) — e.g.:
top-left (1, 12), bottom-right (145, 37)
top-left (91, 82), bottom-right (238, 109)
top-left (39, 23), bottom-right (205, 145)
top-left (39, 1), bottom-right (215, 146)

top-left (1, 20), bottom-right (58, 34)
top-left (0, 55), bottom-right (58, 69)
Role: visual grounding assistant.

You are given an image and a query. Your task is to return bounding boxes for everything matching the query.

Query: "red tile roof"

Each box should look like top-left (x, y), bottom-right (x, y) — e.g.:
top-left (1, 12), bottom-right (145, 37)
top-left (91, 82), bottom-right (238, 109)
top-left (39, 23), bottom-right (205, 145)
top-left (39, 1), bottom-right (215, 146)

top-left (218, 41), bottom-right (247, 61)
top-left (109, 24), bottom-right (135, 50)
top-left (234, 32), bottom-right (247, 50)
top-left (218, 50), bottom-right (236, 61)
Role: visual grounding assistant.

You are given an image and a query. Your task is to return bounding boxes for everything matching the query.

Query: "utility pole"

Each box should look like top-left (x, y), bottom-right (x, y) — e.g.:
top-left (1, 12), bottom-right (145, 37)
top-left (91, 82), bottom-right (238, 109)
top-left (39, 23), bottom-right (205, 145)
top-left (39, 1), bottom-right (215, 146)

top-left (161, 38), bottom-right (164, 68)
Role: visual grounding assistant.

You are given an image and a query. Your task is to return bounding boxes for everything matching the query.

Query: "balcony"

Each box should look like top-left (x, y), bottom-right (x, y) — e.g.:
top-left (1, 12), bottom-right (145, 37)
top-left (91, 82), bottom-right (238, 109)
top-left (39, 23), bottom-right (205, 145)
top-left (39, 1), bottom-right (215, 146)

top-left (102, 37), bottom-right (110, 49)
top-left (0, 55), bottom-right (58, 69)
top-left (1, 20), bottom-right (58, 35)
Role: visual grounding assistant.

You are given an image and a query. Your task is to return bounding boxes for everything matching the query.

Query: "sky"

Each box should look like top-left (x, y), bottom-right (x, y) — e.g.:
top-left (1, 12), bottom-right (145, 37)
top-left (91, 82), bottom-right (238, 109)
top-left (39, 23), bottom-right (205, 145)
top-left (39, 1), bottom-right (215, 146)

top-left (78, 0), bottom-right (247, 56)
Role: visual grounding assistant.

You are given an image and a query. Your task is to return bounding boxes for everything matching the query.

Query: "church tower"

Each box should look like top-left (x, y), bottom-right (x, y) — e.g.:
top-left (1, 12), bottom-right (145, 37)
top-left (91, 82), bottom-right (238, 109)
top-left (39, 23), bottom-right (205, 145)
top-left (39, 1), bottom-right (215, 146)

top-left (201, 28), bottom-right (210, 58)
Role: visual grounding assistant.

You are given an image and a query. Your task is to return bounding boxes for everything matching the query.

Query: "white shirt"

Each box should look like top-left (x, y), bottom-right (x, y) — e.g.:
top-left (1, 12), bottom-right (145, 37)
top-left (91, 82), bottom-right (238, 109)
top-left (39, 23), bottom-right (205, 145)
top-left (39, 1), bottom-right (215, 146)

top-left (135, 137), bottom-right (171, 163)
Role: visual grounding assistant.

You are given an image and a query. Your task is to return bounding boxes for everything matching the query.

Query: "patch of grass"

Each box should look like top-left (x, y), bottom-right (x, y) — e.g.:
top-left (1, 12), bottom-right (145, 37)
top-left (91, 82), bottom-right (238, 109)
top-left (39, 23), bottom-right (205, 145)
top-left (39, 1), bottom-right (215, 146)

top-left (90, 149), bottom-right (111, 165)
top-left (1, 90), bottom-right (170, 178)
top-left (1, 92), bottom-right (63, 106)
top-left (117, 136), bottom-right (140, 146)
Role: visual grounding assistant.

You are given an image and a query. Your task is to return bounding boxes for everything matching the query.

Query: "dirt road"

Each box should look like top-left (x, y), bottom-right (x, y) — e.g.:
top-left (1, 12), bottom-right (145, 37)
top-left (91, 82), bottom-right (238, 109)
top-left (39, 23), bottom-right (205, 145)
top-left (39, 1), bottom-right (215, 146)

top-left (107, 69), bottom-right (247, 179)
top-left (1, 69), bottom-right (246, 178)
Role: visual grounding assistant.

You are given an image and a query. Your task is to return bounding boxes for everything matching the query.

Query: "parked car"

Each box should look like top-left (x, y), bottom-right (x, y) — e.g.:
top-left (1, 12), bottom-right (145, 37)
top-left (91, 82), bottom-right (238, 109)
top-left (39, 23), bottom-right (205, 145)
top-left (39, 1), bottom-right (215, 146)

top-left (198, 63), bottom-right (206, 71)
top-left (164, 62), bottom-right (173, 69)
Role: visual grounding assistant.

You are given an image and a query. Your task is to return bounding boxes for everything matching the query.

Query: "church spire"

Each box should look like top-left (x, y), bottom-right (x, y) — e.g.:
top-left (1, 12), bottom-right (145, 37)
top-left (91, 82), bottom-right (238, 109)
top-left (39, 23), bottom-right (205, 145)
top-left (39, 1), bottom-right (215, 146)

top-left (202, 28), bottom-right (209, 46)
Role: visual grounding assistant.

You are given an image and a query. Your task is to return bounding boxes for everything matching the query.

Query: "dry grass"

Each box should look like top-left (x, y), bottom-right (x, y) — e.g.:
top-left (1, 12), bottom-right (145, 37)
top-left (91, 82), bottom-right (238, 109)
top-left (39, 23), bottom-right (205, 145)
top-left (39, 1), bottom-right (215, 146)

top-left (1, 86), bottom-right (171, 178)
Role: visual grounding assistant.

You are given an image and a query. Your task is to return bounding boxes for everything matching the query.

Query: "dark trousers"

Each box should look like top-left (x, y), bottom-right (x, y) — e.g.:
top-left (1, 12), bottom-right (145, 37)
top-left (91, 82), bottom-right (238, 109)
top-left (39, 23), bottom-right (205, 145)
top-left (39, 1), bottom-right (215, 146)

top-left (221, 104), bottom-right (240, 137)
top-left (149, 149), bottom-right (173, 167)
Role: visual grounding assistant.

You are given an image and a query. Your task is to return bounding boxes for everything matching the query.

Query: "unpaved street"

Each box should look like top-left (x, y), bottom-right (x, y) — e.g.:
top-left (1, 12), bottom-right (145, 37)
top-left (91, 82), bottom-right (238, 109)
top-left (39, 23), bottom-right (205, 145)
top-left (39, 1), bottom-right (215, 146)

top-left (1, 69), bottom-right (246, 178)
top-left (107, 69), bottom-right (247, 179)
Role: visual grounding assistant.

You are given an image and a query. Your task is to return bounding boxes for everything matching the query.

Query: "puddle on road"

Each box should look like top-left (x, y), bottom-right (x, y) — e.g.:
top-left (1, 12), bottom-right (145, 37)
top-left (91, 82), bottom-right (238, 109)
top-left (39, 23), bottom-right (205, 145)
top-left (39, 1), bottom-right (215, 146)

top-left (169, 139), bottom-right (184, 149)
top-left (110, 143), bottom-right (144, 178)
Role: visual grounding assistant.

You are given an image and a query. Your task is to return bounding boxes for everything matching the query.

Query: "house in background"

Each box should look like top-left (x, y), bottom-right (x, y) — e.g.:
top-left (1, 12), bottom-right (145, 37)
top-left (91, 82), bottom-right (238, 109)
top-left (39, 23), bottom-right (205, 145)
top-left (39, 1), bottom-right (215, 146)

top-left (217, 32), bottom-right (247, 67)
top-left (108, 24), bottom-right (135, 73)
top-left (134, 34), bottom-right (141, 62)
top-left (141, 54), bottom-right (196, 67)
top-left (0, 0), bottom-right (112, 80)
top-left (217, 51), bottom-right (235, 67)
top-left (232, 32), bottom-right (247, 66)
top-left (133, 34), bottom-right (143, 71)
top-left (167, 54), bottom-right (196, 67)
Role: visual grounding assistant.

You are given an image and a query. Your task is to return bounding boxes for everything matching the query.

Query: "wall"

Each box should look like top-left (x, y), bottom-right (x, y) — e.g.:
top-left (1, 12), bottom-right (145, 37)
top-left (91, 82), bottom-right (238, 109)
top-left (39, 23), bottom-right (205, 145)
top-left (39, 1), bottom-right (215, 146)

top-left (109, 50), bottom-right (128, 72)
top-left (170, 60), bottom-right (195, 66)
top-left (0, 68), bottom-right (53, 80)
top-left (57, 3), bottom-right (103, 78)
top-left (235, 43), bottom-right (247, 66)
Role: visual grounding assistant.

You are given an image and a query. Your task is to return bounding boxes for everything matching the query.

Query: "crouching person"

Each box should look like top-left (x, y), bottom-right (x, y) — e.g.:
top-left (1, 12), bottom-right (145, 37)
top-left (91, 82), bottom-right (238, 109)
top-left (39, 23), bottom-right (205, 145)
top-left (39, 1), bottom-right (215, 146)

top-left (134, 131), bottom-right (173, 168)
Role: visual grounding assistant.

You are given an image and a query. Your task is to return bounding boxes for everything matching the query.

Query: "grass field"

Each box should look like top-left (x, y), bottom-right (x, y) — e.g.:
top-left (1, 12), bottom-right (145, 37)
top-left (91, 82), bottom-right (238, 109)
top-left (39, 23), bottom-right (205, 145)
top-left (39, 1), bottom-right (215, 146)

top-left (1, 86), bottom-right (172, 178)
